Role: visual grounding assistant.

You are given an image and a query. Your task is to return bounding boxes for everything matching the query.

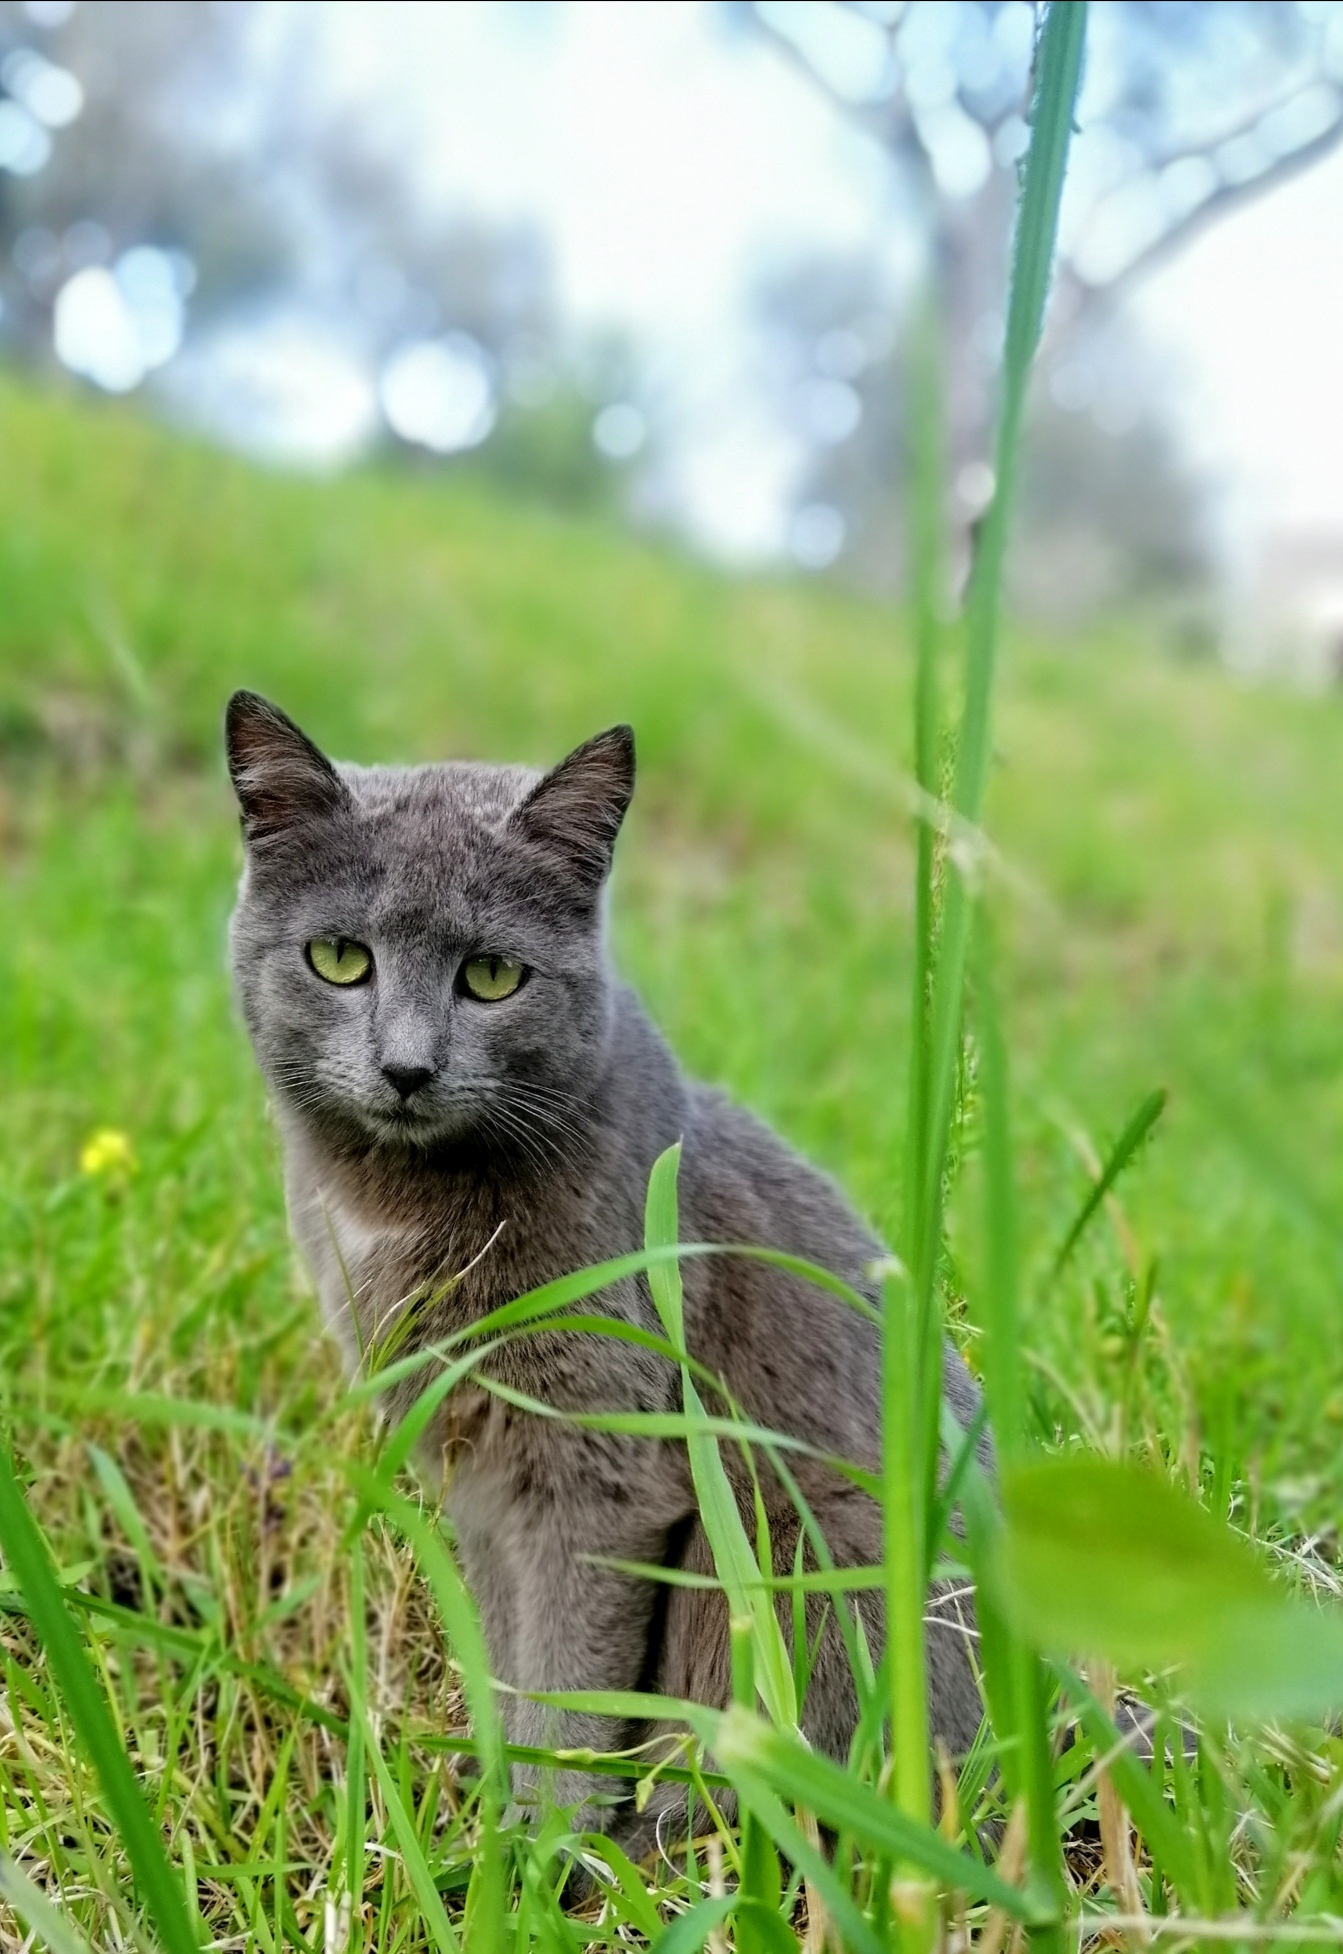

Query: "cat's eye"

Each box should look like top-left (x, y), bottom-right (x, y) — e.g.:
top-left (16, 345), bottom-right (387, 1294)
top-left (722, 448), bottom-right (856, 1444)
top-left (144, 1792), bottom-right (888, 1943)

top-left (307, 937), bottom-right (373, 986)
top-left (461, 954), bottom-right (525, 1002)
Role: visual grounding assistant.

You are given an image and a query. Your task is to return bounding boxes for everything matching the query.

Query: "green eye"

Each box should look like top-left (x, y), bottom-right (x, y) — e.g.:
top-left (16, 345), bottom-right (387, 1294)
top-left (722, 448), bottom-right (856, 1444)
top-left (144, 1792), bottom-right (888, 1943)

top-left (307, 937), bottom-right (373, 986)
top-left (462, 955), bottom-right (525, 1002)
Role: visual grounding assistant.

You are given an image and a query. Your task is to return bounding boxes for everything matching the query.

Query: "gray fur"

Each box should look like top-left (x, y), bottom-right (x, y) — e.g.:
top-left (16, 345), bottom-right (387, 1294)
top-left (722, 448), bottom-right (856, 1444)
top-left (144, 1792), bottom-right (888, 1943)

top-left (224, 690), bottom-right (985, 1855)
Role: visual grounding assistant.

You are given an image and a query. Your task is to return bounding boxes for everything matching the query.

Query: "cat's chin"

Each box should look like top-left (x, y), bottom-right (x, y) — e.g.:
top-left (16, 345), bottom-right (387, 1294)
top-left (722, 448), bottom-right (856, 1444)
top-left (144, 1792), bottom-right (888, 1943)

top-left (359, 1100), bottom-right (485, 1152)
top-left (363, 1107), bottom-right (461, 1149)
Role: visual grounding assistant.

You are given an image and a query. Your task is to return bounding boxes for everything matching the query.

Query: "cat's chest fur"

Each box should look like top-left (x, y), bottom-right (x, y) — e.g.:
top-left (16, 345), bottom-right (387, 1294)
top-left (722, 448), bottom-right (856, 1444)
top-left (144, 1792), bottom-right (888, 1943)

top-left (279, 1113), bottom-right (670, 1416)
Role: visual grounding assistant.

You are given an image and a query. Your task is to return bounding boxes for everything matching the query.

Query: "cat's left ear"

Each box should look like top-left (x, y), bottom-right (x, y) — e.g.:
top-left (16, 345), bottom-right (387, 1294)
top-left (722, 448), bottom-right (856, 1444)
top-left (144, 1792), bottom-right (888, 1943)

top-left (508, 725), bottom-right (635, 892)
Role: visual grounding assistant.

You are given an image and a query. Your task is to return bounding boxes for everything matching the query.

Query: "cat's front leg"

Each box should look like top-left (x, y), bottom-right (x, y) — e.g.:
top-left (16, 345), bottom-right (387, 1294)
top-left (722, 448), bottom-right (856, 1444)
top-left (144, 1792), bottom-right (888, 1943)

top-left (491, 1424), bottom-right (686, 1833)
top-left (501, 1497), bottom-right (675, 1836)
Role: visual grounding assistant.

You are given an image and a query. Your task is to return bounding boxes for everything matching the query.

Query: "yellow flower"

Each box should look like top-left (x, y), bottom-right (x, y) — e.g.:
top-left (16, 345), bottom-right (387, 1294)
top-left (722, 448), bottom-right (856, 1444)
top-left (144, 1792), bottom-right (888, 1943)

top-left (79, 1128), bottom-right (136, 1178)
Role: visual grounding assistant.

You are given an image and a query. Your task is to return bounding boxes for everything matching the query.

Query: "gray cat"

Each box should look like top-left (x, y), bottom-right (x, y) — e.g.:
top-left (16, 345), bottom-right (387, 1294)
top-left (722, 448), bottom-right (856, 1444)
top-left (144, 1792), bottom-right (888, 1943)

top-left (224, 690), bottom-right (984, 1861)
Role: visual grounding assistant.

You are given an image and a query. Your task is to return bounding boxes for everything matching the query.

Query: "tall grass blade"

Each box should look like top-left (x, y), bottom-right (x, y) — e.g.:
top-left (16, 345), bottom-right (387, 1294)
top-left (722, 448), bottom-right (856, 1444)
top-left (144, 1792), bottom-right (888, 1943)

top-left (1051, 1087), bottom-right (1167, 1276)
top-left (0, 1442), bottom-right (200, 1954)
top-left (974, 927), bottom-right (1068, 1926)
top-left (349, 1472), bottom-right (510, 1948)
top-left (881, 1265), bottom-right (935, 1933)
top-left (891, 4), bottom-right (1086, 1936)
top-left (0, 1854), bottom-right (97, 1954)
top-left (889, 224), bottom-right (949, 1951)
top-left (343, 1536), bottom-right (368, 1920)
top-left (346, 1468), bottom-right (507, 1801)
top-left (644, 1144), bottom-right (797, 1733)
top-left (902, 283), bottom-right (948, 1276)
top-left (975, 926), bottom-right (1025, 1463)
top-left (345, 1656), bottom-right (461, 1953)
top-left (915, 0), bottom-right (1089, 1514)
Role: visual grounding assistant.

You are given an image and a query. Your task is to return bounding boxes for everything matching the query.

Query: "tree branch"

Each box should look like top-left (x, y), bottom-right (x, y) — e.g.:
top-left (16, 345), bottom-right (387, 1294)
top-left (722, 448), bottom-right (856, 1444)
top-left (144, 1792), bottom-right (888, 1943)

top-left (741, 3), bottom-right (933, 196)
top-left (1081, 104), bottom-right (1343, 311)
top-left (1144, 59), bottom-right (1331, 172)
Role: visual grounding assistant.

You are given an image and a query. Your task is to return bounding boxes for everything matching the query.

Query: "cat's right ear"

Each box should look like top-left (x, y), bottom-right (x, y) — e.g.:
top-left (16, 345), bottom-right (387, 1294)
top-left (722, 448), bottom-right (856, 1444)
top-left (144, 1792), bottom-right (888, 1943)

top-left (225, 691), bottom-right (349, 846)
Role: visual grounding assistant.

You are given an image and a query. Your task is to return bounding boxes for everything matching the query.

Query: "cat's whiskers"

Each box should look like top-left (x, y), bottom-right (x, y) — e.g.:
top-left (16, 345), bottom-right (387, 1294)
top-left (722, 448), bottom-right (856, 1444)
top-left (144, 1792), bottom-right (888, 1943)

top-left (479, 1095), bottom-right (567, 1177)
top-left (492, 1084), bottom-right (594, 1166)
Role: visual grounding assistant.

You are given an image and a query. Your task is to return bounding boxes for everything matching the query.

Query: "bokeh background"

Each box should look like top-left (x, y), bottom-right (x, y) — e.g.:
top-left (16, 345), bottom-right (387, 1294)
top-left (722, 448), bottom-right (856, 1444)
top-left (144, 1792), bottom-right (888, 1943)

top-left (6, 0), bottom-right (1343, 1540)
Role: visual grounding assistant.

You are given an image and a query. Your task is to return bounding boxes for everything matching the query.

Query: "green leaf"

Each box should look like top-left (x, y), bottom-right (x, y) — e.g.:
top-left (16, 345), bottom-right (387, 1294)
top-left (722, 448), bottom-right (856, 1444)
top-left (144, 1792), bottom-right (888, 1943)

top-left (1002, 1455), bottom-right (1343, 1719)
top-left (736, 1895), bottom-right (801, 1954)
top-left (576, 1832), bottom-right (665, 1940)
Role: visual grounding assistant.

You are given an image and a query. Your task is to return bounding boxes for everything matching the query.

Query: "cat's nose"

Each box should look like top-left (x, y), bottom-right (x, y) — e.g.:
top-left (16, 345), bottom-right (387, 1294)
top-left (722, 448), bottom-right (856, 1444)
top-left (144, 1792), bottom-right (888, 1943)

top-left (382, 1063), bottom-right (435, 1100)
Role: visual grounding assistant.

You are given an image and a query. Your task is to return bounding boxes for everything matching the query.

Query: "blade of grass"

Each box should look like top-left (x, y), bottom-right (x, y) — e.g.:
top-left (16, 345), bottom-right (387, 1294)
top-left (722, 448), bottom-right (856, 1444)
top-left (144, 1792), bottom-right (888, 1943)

top-left (1051, 1088), bottom-right (1167, 1277)
top-left (645, 1143), bottom-right (798, 1734)
top-left (892, 5), bottom-right (1086, 1941)
top-left (0, 1442), bottom-right (201, 1953)
top-left (343, 1537), bottom-right (368, 1920)
top-left (899, 312), bottom-right (950, 1899)
top-left (901, 276), bottom-right (947, 1310)
top-left (882, 1263), bottom-right (935, 1935)
top-left (649, 1895), bottom-right (737, 1953)
top-left (915, 0), bottom-right (1089, 1522)
top-left (0, 1852), bottom-right (97, 1954)
top-left (345, 1656), bottom-right (460, 1953)
top-left (975, 930), bottom-right (1067, 1925)
top-left (342, 1240), bottom-right (878, 1409)
top-left (345, 1469), bottom-right (506, 1802)
top-left (888, 282), bottom-right (950, 1947)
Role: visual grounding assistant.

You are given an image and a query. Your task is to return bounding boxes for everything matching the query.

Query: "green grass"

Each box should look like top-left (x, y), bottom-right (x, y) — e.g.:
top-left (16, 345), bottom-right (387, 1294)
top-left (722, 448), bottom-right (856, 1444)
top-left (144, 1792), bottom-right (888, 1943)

top-left (5, 12), bottom-right (1343, 1932)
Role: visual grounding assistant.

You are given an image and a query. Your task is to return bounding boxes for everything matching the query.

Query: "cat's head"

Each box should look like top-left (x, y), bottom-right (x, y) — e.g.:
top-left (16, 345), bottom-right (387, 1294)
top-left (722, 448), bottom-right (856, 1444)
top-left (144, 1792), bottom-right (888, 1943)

top-left (225, 691), bottom-right (634, 1159)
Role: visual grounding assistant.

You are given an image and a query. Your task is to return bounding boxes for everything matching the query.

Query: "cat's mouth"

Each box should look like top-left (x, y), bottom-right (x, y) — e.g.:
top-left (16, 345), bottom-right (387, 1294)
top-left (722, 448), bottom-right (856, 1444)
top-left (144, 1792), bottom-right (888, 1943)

top-left (363, 1091), bottom-right (476, 1148)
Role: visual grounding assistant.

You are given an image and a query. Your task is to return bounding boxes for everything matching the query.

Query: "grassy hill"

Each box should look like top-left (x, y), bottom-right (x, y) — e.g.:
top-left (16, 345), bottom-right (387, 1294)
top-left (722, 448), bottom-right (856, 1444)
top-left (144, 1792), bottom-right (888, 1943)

top-left (5, 373), bottom-right (1343, 1513)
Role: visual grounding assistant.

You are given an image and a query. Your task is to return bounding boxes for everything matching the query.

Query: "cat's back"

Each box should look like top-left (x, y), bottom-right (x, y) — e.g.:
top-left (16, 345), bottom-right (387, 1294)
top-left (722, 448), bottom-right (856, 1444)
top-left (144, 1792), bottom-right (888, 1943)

top-left (677, 1081), bottom-right (885, 1464)
top-left (683, 1083), bottom-right (882, 1284)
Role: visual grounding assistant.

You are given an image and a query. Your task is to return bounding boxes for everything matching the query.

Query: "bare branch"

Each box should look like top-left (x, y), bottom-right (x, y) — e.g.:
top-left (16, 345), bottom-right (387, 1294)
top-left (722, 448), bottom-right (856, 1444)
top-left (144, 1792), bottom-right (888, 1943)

top-left (1081, 105), bottom-right (1343, 312)
top-left (742, 4), bottom-right (934, 196)
top-left (1143, 52), bottom-right (1331, 172)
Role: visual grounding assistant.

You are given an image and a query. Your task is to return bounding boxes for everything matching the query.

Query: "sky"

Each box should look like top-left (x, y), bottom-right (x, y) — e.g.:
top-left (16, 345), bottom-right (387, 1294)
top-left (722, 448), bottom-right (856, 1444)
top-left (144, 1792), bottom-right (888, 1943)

top-left (304, 0), bottom-right (1343, 561)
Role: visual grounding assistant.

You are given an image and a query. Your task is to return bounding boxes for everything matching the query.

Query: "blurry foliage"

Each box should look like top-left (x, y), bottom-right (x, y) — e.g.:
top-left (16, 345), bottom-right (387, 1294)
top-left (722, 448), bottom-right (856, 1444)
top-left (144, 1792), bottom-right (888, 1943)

top-left (470, 334), bottom-right (652, 515)
top-left (736, 0), bottom-right (1343, 595)
top-left (0, 0), bottom-right (649, 511)
top-left (0, 0), bottom-right (289, 341)
top-left (752, 247), bottom-right (1210, 615)
top-left (0, 0), bottom-right (1334, 593)
top-left (735, 0), bottom-right (1343, 469)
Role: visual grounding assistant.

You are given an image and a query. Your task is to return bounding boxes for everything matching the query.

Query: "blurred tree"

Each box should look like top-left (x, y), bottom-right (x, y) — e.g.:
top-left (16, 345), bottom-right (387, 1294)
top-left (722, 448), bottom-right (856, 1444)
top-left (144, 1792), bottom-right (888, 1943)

top-left (753, 245), bottom-right (1210, 613)
top-left (0, 1), bottom-right (652, 508)
top-left (732, 0), bottom-right (1343, 543)
top-left (280, 125), bottom-right (653, 505)
top-left (0, 0), bottom-right (289, 353)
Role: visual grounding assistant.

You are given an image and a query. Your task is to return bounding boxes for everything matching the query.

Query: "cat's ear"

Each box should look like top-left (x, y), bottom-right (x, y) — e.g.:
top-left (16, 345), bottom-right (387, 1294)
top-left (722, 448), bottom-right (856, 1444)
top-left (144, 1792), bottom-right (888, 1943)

top-left (225, 691), bottom-right (349, 845)
top-left (509, 725), bottom-right (635, 892)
